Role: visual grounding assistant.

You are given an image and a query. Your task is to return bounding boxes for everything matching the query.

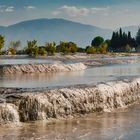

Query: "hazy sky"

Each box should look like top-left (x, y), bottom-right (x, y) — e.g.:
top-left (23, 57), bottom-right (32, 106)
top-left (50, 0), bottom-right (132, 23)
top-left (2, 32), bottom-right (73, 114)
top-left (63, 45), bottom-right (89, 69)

top-left (0, 0), bottom-right (140, 29)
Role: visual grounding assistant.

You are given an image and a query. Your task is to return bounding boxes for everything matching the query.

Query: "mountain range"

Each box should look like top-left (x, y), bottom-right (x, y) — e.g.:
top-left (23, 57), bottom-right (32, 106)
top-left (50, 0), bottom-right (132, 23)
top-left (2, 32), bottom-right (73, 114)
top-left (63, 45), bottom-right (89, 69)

top-left (0, 18), bottom-right (139, 48)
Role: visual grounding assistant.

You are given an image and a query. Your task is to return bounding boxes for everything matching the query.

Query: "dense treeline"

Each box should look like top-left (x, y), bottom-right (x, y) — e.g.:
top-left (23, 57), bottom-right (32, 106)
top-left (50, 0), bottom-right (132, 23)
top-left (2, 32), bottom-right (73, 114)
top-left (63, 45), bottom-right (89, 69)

top-left (1, 28), bottom-right (140, 56)
top-left (25, 41), bottom-right (78, 57)
top-left (0, 36), bottom-right (78, 56)
top-left (86, 28), bottom-right (140, 54)
top-left (110, 28), bottom-right (136, 52)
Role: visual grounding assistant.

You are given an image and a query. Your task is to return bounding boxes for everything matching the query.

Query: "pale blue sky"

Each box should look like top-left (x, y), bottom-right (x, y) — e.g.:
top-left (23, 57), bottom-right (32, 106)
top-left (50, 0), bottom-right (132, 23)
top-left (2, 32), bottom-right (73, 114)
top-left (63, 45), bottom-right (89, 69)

top-left (0, 0), bottom-right (140, 29)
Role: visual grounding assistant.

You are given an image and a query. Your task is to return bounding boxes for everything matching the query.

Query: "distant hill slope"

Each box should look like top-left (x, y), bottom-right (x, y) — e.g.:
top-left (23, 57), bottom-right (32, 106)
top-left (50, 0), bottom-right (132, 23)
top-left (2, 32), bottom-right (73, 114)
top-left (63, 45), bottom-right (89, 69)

top-left (0, 18), bottom-right (112, 48)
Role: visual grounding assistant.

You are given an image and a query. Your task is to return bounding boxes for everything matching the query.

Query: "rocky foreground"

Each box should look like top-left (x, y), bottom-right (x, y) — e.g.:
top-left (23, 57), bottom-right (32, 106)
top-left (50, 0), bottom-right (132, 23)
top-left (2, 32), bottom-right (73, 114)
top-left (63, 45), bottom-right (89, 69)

top-left (0, 78), bottom-right (140, 125)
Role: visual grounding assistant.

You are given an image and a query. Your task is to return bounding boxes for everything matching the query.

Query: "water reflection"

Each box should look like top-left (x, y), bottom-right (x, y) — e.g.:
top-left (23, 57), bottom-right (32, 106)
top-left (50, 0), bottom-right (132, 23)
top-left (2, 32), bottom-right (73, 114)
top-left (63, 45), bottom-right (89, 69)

top-left (0, 58), bottom-right (58, 65)
top-left (0, 63), bottom-right (140, 88)
top-left (0, 103), bottom-right (140, 140)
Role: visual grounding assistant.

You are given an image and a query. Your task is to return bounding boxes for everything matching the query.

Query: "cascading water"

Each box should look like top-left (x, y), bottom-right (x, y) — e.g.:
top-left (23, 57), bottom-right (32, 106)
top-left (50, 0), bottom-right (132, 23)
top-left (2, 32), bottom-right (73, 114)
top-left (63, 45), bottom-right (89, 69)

top-left (1, 63), bottom-right (87, 74)
top-left (0, 78), bottom-right (140, 125)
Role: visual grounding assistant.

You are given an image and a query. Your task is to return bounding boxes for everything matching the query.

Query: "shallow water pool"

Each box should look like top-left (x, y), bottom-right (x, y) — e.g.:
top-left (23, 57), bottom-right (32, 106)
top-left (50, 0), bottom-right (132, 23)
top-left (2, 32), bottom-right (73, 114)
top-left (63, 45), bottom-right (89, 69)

top-left (0, 103), bottom-right (140, 140)
top-left (0, 62), bottom-right (140, 88)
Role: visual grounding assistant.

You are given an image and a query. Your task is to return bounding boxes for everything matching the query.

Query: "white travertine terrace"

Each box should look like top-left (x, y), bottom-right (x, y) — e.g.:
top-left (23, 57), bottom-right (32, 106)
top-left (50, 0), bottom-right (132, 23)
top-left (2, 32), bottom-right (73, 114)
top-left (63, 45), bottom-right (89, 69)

top-left (1, 63), bottom-right (87, 74)
top-left (0, 78), bottom-right (140, 125)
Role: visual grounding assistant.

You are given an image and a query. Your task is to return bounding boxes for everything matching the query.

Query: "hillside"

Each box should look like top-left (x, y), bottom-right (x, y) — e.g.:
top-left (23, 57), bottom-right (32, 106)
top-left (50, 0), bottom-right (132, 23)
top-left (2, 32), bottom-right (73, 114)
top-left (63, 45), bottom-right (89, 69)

top-left (0, 18), bottom-right (112, 48)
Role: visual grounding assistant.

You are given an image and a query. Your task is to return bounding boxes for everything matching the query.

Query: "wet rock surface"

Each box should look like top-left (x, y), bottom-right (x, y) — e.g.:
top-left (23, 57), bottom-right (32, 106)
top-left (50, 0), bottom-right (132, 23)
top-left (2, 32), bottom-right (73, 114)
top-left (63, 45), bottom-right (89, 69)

top-left (0, 104), bottom-right (20, 125)
top-left (0, 63), bottom-right (87, 74)
top-left (0, 78), bottom-right (140, 125)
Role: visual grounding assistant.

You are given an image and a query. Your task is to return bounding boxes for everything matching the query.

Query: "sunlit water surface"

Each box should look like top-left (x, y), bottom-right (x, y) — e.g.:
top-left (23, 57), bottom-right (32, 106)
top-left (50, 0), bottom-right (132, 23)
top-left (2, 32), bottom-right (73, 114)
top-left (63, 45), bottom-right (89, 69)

top-left (0, 57), bottom-right (140, 140)
top-left (0, 58), bottom-right (58, 65)
top-left (0, 103), bottom-right (140, 140)
top-left (0, 63), bottom-right (140, 88)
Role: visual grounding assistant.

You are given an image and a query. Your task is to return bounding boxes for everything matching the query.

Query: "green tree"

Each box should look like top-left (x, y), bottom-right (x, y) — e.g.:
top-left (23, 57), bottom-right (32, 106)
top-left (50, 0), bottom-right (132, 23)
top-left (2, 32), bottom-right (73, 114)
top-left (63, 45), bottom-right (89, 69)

top-left (110, 31), bottom-right (118, 52)
top-left (69, 42), bottom-right (77, 53)
top-left (86, 47), bottom-right (96, 54)
top-left (98, 42), bottom-right (108, 54)
top-left (119, 28), bottom-right (123, 39)
top-left (8, 47), bottom-right (16, 55)
top-left (127, 31), bottom-right (136, 49)
top-left (0, 35), bottom-right (4, 53)
top-left (136, 28), bottom-right (140, 52)
top-left (77, 47), bottom-right (85, 53)
top-left (85, 46), bottom-right (91, 52)
top-left (136, 28), bottom-right (140, 46)
top-left (25, 40), bottom-right (39, 57)
top-left (105, 39), bottom-right (111, 51)
top-left (110, 29), bottom-right (135, 52)
top-left (58, 41), bottom-right (77, 54)
top-left (8, 40), bottom-right (21, 55)
top-left (38, 47), bottom-right (47, 56)
top-left (45, 42), bottom-right (56, 55)
top-left (91, 36), bottom-right (104, 47)
top-left (59, 41), bottom-right (66, 54)
top-left (125, 44), bottom-right (131, 53)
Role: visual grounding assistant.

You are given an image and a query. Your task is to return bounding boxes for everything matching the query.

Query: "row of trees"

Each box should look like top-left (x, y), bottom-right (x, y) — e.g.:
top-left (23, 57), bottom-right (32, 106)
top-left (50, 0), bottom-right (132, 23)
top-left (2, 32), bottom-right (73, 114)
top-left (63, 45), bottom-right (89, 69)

top-left (0, 35), bottom-right (78, 56)
top-left (86, 28), bottom-right (140, 54)
top-left (23, 40), bottom-right (78, 57)
top-left (86, 36), bottom-right (109, 54)
top-left (1, 28), bottom-right (140, 55)
top-left (110, 28), bottom-right (136, 52)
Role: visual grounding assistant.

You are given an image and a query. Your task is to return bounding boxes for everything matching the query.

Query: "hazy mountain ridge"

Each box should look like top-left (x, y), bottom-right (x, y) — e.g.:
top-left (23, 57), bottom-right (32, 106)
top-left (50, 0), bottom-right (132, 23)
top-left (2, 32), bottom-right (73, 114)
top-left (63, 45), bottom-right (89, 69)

top-left (0, 18), bottom-right (139, 48)
top-left (0, 18), bottom-right (112, 47)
